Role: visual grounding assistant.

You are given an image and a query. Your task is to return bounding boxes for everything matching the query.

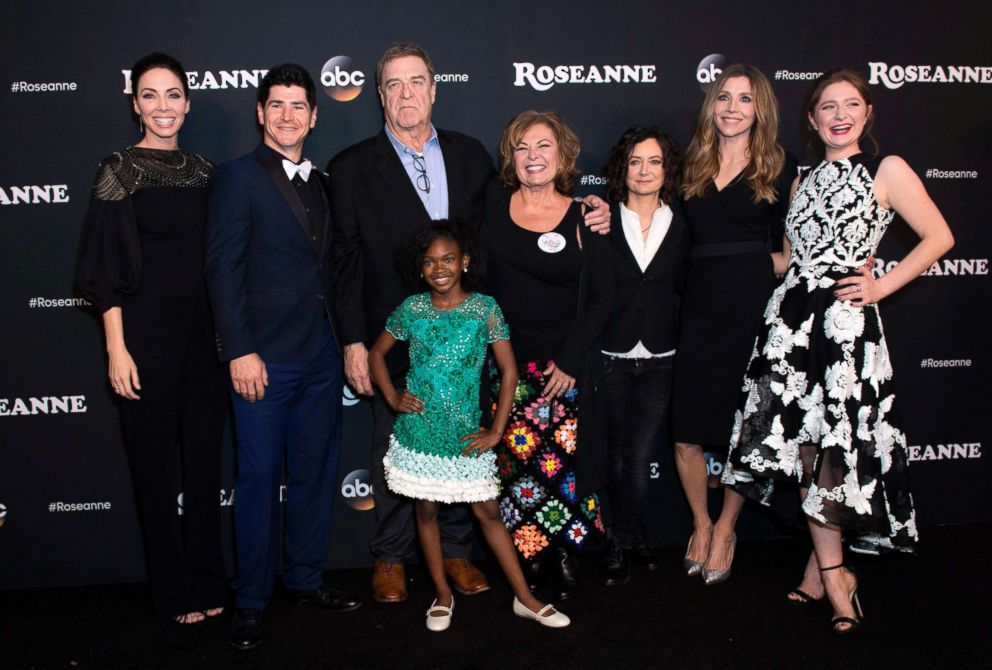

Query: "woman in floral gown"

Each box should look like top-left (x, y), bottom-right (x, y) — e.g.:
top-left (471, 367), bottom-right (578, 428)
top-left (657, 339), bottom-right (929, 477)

top-left (722, 69), bottom-right (954, 633)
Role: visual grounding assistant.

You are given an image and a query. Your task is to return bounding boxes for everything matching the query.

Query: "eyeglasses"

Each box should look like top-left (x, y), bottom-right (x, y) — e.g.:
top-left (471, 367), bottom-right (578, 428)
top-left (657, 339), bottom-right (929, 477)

top-left (412, 154), bottom-right (431, 194)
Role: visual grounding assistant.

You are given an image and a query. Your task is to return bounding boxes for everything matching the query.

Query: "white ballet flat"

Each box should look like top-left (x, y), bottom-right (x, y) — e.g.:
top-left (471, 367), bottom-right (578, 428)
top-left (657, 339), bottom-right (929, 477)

top-left (512, 596), bottom-right (570, 628)
top-left (425, 596), bottom-right (454, 632)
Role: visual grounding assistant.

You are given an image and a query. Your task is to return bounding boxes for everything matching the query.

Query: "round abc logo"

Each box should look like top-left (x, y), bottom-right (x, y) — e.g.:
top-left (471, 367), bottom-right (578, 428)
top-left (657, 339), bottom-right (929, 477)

top-left (696, 53), bottom-right (726, 90)
top-left (342, 384), bottom-right (361, 407)
top-left (0, 502), bottom-right (6, 528)
top-left (321, 55), bottom-right (365, 102)
top-left (704, 452), bottom-right (724, 479)
top-left (340, 469), bottom-right (374, 510)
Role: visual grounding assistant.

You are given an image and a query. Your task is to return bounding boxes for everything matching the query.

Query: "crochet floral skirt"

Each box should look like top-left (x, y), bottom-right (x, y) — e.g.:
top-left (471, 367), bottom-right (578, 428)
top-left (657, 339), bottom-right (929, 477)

top-left (494, 359), bottom-right (603, 559)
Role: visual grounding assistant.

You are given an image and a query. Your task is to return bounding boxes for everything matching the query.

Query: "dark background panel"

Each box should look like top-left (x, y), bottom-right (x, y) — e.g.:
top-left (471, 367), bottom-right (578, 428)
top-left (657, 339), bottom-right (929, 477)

top-left (1, 0), bottom-right (988, 589)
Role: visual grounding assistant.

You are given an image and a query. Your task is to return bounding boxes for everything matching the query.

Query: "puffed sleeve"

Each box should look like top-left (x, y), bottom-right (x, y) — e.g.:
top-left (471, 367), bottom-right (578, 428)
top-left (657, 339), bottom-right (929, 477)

top-left (385, 297), bottom-right (411, 341)
top-left (485, 298), bottom-right (510, 343)
top-left (75, 156), bottom-right (141, 314)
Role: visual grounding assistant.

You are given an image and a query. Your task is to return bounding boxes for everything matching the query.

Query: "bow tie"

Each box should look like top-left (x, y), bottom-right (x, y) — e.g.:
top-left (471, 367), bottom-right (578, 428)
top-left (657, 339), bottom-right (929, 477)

top-left (282, 159), bottom-right (313, 182)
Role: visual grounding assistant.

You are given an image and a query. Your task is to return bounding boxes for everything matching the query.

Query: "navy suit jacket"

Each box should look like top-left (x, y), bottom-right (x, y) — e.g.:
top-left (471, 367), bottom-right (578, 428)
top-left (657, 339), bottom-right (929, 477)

top-left (206, 143), bottom-right (337, 364)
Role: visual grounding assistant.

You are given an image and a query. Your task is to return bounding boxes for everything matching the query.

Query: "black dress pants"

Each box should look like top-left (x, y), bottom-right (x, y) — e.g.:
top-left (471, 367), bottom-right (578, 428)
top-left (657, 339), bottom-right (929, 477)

top-left (120, 328), bottom-right (227, 619)
top-left (601, 355), bottom-right (674, 547)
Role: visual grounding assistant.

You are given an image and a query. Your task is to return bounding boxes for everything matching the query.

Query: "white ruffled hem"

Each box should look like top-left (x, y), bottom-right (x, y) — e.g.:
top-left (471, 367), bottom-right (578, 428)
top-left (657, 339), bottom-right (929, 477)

top-left (383, 436), bottom-right (499, 503)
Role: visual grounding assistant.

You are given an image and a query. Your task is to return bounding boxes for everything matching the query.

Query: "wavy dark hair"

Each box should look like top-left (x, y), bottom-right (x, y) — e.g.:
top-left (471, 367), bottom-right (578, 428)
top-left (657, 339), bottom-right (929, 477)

top-left (804, 68), bottom-right (879, 158)
top-left (603, 126), bottom-right (682, 204)
top-left (395, 219), bottom-right (487, 293)
top-left (258, 63), bottom-right (316, 108)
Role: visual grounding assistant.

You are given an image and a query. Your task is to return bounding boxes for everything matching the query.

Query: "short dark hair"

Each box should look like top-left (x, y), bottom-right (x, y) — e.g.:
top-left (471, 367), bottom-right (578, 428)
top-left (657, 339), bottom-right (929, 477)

top-left (603, 126), bottom-right (682, 204)
top-left (258, 63), bottom-right (316, 108)
top-left (130, 52), bottom-right (189, 100)
top-left (376, 42), bottom-right (436, 89)
top-left (804, 68), bottom-right (879, 157)
top-left (395, 219), bottom-right (486, 292)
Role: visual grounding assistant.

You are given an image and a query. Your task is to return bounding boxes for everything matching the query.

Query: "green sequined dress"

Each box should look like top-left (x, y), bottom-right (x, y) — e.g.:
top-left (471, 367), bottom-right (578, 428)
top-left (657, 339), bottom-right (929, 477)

top-left (383, 292), bottom-right (510, 502)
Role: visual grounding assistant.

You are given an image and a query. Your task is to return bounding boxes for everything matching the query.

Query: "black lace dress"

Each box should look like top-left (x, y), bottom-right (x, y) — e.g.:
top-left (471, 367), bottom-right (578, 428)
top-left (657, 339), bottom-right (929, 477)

top-left (77, 147), bottom-right (229, 618)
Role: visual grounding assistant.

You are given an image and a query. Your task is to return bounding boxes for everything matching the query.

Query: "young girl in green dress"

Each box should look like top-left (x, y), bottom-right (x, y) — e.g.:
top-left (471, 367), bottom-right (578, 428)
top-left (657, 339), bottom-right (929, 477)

top-left (369, 219), bottom-right (570, 631)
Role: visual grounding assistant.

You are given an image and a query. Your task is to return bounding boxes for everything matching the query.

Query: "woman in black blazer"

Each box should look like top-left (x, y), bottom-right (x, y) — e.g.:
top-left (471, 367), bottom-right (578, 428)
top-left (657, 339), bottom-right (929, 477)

top-left (593, 127), bottom-right (689, 585)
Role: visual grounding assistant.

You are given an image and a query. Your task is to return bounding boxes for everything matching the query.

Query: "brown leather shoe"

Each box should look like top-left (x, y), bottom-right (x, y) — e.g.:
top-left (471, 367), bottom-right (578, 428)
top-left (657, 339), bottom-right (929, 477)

top-left (372, 561), bottom-right (407, 603)
top-left (443, 557), bottom-right (491, 596)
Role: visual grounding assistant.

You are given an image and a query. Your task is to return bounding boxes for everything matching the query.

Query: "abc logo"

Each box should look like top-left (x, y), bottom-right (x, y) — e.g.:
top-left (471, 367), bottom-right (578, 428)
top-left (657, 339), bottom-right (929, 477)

top-left (341, 469), bottom-right (375, 510)
top-left (342, 385), bottom-right (361, 407)
top-left (321, 55), bottom-right (365, 102)
top-left (696, 53), bottom-right (726, 90)
top-left (704, 452), bottom-right (724, 486)
top-left (0, 502), bottom-right (6, 528)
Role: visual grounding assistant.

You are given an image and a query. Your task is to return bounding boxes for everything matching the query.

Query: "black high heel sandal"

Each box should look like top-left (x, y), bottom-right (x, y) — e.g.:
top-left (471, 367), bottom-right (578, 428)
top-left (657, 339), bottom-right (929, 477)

top-left (819, 564), bottom-right (863, 634)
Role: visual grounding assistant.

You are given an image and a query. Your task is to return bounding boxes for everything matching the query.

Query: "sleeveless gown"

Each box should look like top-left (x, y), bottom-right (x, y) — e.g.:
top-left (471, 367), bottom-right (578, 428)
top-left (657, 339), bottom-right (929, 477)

top-left (722, 154), bottom-right (918, 554)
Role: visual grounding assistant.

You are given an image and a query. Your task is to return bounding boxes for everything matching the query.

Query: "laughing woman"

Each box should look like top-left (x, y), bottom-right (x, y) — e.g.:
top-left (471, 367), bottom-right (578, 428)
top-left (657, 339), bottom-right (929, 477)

top-left (76, 53), bottom-right (227, 624)
top-left (723, 69), bottom-right (952, 633)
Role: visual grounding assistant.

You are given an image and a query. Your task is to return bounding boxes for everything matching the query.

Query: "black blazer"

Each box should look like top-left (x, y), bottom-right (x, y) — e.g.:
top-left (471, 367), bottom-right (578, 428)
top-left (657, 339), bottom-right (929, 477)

top-left (327, 128), bottom-right (495, 355)
top-left (581, 200), bottom-right (690, 356)
top-left (205, 143), bottom-right (337, 363)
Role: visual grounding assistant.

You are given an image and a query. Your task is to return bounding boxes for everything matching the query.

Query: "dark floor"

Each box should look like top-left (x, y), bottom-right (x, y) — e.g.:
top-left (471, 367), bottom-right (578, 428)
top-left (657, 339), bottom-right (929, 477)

top-left (2, 523), bottom-right (990, 669)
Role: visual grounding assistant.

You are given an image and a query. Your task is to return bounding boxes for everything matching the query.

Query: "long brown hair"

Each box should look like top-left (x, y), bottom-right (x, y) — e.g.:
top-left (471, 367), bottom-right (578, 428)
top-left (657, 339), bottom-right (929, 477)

top-left (682, 64), bottom-right (785, 204)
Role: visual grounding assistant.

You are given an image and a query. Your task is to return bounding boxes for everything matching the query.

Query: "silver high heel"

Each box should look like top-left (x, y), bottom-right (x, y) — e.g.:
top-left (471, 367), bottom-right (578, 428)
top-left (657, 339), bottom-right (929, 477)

top-left (702, 532), bottom-right (736, 585)
top-left (683, 528), bottom-right (712, 577)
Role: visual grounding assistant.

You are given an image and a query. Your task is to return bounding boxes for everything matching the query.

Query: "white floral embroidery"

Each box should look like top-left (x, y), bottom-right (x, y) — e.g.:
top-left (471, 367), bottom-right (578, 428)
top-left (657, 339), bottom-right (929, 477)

top-left (823, 301), bottom-right (865, 343)
top-left (726, 157), bottom-right (916, 553)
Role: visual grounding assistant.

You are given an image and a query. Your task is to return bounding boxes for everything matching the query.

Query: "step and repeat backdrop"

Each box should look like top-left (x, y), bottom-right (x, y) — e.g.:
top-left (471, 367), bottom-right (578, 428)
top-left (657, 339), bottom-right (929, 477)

top-left (1, 1), bottom-right (989, 589)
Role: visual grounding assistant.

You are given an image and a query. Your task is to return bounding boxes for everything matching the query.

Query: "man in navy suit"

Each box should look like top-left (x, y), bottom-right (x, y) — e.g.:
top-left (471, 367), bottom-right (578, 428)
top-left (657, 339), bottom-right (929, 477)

top-left (206, 63), bottom-right (360, 651)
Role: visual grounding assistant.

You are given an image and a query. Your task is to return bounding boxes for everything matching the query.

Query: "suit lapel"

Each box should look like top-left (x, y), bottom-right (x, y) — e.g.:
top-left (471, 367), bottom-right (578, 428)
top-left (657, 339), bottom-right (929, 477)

top-left (612, 204), bottom-right (642, 271)
top-left (643, 205), bottom-right (685, 274)
top-left (373, 130), bottom-right (431, 225)
top-left (438, 130), bottom-right (459, 216)
top-left (316, 173), bottom-right (332, 260)
top-left (256, 146), bottom-right (320, 256)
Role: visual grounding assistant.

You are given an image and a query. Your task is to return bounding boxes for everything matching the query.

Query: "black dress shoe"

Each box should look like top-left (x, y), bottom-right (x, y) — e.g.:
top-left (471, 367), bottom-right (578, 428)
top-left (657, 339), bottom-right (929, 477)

top-left (552, 547), bottom-right (580, 600)
top-left (228, 608), bottom-right (264, 651)
top-left (631, 535), bottom-right (659, 571)
top-left (601, 540), bottom-right (630, 587)
top-left (288, 583), bottom-right (362, 612)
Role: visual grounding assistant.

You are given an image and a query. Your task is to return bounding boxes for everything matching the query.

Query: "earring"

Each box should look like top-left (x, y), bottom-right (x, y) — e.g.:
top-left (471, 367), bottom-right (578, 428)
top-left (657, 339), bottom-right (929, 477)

top-left (463, 267), bottom-right (468, 273)
top-left (813, 124), bottom-right (819, 131)
top-left (139, 118), bottom-right (144, 135)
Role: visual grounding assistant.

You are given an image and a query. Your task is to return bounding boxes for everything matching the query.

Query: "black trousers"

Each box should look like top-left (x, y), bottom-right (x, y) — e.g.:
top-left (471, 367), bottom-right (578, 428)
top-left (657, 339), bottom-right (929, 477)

top-left (120, 338), bottom-right (228, 619)
top-left (601, 354), bottom-right (674, 547)
top-left (368, 391), bottom-right (474, 562)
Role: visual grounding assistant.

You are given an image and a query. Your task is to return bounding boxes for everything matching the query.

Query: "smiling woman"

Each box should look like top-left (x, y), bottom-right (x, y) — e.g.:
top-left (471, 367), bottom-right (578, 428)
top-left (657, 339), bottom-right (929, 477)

top-left (482, 110), bottom-right (608, 599)
top-left (75, 52), bottom-right (227, 627)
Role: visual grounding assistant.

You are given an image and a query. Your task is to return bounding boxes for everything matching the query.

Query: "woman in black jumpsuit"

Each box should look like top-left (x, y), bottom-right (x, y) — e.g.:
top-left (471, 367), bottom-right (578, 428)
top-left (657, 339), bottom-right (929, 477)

top-left (77, 53), bottom-right (227, 624)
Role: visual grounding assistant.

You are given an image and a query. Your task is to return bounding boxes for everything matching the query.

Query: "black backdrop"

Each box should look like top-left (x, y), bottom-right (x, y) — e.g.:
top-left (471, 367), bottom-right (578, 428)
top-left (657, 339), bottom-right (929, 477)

top-left (1, 0), bottom-right (989, 589)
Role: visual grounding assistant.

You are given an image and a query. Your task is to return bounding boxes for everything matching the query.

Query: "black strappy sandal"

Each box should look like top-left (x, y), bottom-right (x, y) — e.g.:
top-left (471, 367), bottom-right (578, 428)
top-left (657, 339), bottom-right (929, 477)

top-left (820, 564), bottom-right (863, 634)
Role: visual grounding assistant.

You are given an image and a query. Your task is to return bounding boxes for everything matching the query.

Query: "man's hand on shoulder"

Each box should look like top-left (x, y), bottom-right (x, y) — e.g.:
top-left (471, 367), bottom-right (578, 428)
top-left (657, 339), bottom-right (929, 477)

top-left (581, 194), bottom-right (611, 234)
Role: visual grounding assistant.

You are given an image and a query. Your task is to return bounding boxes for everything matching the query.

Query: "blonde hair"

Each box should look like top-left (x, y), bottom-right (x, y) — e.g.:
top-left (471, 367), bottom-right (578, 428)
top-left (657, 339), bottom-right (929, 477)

top-left (682, 64), bottom-right (785, 204)
top-left (497, 110), bottom-right (581, 195)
